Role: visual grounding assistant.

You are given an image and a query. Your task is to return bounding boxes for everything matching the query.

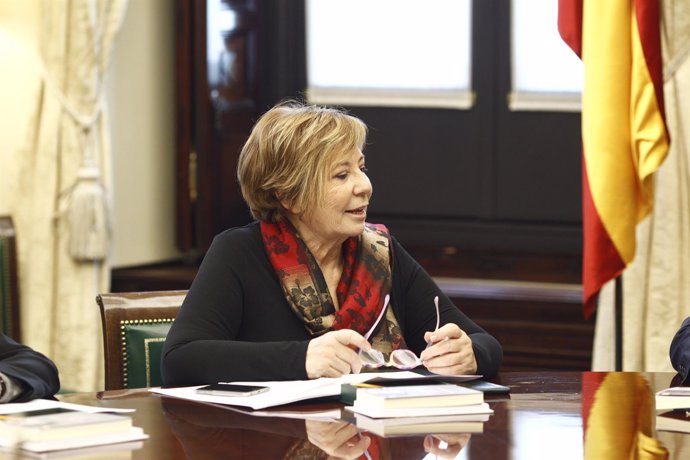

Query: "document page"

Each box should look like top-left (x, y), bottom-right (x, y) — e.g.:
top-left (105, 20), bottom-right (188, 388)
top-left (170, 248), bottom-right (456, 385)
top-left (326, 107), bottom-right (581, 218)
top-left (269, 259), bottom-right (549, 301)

top-left (0, 399), bottom-right (135, 415)
top-left (150, 371), bottom-right (480, 410)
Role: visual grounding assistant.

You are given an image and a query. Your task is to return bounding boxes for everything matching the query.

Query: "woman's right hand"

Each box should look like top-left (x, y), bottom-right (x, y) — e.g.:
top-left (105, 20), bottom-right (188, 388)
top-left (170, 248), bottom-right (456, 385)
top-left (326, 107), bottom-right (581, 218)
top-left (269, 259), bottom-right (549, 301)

top-left (306, 330), bottom-right (371, 378)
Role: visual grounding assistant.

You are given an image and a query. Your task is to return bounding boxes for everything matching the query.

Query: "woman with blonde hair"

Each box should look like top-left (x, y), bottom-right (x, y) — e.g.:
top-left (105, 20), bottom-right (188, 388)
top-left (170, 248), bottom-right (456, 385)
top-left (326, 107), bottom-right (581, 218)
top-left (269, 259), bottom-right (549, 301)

top-left (162, 101), bottom-right (502, 385)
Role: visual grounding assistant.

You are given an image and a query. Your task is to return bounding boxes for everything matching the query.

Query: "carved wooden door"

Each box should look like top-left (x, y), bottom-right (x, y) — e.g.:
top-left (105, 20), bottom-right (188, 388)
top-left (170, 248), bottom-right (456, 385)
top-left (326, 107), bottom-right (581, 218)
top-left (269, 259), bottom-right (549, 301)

top-left (174, 0), bottom-right (260, 256)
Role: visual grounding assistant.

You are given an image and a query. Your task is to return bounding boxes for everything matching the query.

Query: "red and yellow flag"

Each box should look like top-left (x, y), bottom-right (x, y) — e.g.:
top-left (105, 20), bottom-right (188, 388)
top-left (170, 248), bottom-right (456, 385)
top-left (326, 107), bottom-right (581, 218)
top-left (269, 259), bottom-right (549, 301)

top-left (558, 0), bottom-right (669, 318)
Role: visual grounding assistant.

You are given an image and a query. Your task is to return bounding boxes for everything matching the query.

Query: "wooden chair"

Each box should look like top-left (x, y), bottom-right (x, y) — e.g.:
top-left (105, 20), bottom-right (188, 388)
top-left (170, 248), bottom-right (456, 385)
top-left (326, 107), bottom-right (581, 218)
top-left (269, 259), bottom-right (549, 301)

top-left (0, 215), bottom-right (21, 340)
top-left (96, 290), bottom-right (186, 390)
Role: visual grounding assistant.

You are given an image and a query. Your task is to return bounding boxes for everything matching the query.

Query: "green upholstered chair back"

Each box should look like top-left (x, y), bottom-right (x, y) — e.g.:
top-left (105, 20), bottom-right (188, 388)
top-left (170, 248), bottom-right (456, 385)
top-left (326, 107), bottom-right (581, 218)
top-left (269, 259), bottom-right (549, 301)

top-left (0, 216), bottom-right (20, 340)
top-left (96, 290), bottom-right (186, 390)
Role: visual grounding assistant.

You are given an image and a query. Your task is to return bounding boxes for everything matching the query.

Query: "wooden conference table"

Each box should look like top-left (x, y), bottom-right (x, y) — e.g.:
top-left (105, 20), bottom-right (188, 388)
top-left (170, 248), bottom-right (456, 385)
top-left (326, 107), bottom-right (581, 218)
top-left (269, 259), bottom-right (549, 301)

top-left (52, 372), bottom-right (690, 459)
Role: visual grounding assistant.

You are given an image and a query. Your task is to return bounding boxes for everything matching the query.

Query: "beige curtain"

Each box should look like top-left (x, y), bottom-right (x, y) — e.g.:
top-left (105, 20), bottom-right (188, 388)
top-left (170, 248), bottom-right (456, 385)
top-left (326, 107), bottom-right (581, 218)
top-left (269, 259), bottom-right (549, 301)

top-left (593, 0), bottom-right (690, 372)
top-left (13, 0), bottom-right (128, 392)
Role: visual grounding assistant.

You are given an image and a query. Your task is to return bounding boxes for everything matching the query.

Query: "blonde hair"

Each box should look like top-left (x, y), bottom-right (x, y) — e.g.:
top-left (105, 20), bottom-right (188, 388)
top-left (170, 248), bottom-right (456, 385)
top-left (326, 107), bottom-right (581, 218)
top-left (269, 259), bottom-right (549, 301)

top-left (237, 100), bottom-right (368, 222)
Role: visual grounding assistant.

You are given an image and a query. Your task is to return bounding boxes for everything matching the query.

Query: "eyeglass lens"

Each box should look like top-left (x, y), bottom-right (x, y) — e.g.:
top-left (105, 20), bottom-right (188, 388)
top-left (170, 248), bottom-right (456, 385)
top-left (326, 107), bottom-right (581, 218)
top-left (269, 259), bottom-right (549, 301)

top-left (359, 348), bottom-right (421, 370)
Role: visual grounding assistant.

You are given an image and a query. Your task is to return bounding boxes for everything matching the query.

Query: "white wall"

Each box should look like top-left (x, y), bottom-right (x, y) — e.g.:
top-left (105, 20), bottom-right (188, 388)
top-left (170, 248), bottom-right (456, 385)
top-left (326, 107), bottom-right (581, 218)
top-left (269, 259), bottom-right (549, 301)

top-left (107, 0), bottom-right (181, 267)
top-left (0, 0), bottom-right (40, 214)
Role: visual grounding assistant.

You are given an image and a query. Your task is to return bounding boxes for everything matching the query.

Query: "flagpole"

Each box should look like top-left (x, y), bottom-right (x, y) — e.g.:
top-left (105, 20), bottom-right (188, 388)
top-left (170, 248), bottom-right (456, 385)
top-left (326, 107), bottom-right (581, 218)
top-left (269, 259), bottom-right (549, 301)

top-left (614, 276), bottom-right (623, 371)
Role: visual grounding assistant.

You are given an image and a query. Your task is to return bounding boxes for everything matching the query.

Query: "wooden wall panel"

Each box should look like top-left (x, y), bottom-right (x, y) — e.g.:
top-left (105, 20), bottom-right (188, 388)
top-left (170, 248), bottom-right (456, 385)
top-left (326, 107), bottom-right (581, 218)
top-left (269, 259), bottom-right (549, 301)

top-left (440, 280), bottom-right (593, 371)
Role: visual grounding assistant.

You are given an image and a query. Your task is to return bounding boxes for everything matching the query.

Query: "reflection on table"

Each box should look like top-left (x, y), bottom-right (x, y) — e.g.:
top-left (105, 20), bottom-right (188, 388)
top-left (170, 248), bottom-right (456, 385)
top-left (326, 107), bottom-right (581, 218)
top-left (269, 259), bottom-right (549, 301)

top-left (54, 372), bottom-right (690, 460)
top-left (161, 396), bottom-right (460, 459)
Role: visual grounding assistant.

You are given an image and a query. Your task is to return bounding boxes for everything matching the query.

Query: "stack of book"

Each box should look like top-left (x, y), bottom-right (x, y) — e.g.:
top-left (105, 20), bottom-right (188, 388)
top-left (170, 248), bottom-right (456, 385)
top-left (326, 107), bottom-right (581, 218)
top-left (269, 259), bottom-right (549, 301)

top-left (0, 406), bottom-right (148, 455)
top-left (656, 410), bottom-right (690, 434)
top-left (655, 386), bottom-right (690, 411)
top-left (345, 383), bottom-right (493, 437)
top-left (353, 411), bottom-right (491, 437)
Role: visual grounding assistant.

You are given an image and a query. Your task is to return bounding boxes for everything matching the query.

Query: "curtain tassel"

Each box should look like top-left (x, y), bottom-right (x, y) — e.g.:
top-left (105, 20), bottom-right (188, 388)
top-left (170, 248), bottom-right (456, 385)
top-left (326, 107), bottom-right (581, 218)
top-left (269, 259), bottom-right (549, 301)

top-left (66, 164), bottom-right (110, 262)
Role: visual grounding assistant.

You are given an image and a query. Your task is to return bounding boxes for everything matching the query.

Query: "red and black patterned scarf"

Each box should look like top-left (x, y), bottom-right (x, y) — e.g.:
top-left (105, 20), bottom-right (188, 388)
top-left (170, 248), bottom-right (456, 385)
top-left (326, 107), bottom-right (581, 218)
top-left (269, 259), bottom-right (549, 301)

top-left (260, 219), bottom-right (404, 351)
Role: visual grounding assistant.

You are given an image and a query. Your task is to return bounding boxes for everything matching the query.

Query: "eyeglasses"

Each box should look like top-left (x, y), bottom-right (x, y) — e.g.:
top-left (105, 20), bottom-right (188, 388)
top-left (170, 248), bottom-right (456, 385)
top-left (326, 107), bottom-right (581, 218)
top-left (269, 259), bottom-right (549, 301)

top-left (359, 295), bottom-right (440, 370)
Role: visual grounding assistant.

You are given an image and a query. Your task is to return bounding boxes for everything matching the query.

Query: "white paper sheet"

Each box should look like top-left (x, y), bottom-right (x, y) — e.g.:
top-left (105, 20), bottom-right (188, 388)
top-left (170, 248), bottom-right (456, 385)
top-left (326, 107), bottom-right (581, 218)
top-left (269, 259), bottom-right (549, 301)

top-left (150, 371), bottom-right (480, 410)
top-left (0, 399), bottom-right (135, 415)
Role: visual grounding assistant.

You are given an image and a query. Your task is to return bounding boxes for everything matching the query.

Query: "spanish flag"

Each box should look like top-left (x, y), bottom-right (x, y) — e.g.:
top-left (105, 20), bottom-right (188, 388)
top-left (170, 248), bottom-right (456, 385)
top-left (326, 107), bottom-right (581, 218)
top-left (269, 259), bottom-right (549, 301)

top-left (558, 0), bottom-right (669, 318)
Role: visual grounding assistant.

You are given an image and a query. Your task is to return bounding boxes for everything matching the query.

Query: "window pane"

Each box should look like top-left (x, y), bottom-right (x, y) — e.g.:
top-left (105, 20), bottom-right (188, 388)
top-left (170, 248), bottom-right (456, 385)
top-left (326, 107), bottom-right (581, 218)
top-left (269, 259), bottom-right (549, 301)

top-left (306, 0), bottom-right (473, 109)
top-left (511, 0), bottom-right (583, 111)
top-left (207, 1), bottom-right (237, 86)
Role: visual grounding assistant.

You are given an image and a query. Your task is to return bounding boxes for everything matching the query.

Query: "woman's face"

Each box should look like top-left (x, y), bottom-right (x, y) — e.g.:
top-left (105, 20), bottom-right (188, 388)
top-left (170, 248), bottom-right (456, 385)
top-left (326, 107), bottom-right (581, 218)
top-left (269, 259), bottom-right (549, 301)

top-left (292, 147), bottom-right (373, 247)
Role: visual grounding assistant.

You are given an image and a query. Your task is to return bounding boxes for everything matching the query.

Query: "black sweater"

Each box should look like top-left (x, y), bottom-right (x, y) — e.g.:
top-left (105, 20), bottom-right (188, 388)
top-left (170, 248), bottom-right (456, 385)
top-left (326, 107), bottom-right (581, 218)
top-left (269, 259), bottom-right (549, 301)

top-left (161, 222), bottom-right (502, 385)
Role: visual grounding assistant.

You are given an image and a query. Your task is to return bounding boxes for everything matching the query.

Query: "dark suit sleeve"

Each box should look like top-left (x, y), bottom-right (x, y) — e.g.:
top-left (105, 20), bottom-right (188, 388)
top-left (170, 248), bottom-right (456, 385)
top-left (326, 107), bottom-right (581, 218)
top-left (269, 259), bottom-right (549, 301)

top-left (670, 317), bottom-right (690, 383)
top-left (0, 334), bottom-right (61, 401)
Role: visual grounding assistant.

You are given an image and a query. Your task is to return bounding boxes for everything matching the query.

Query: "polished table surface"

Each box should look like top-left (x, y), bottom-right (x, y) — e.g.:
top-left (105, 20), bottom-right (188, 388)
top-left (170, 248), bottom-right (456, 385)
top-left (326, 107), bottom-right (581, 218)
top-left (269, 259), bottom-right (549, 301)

top-left (50, 372), bottom-right (690, 459)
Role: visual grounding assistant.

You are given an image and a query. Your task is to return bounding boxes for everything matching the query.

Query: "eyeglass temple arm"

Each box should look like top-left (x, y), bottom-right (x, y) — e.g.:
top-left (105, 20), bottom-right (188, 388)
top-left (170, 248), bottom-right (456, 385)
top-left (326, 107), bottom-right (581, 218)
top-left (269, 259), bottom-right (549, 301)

top-left (434, 295), bottom-right (440, 331)
top-left (364, 294), bottom-right (390, 341)
top-left (425, 295), bottom-right (441, 348)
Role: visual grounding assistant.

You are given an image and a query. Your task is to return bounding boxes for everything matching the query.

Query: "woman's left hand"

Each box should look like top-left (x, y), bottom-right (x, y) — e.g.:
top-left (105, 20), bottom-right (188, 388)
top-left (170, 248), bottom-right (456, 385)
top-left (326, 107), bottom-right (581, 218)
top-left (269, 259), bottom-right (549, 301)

top-left (419, 323), bottom-right (478, 375)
